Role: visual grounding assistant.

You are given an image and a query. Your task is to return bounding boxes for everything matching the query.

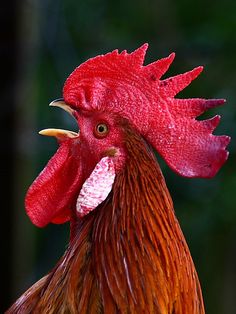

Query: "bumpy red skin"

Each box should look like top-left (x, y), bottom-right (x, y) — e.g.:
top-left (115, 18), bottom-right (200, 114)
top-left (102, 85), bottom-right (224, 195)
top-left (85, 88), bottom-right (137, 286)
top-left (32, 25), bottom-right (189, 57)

top-left (25, 44), bottom-right (230, 227)
top-left (63, 44), bottom-right (230, 178)
top-left (25, 111), bottom-right (126, 227)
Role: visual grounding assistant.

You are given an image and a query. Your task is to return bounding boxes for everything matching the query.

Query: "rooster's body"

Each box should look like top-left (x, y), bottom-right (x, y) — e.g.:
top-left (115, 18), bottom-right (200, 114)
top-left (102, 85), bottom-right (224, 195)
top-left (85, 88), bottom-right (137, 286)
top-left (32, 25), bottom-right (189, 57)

top-left (7, 44), bottom-right (229, 314)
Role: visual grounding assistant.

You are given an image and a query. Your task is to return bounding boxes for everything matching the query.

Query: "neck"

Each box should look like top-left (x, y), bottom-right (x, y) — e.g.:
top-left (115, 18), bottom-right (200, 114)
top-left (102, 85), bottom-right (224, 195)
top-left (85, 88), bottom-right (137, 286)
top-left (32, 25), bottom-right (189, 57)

top-left (9, 126), bottom-right (204, 313)
top-left (89, 127), bottom-right (204, 313)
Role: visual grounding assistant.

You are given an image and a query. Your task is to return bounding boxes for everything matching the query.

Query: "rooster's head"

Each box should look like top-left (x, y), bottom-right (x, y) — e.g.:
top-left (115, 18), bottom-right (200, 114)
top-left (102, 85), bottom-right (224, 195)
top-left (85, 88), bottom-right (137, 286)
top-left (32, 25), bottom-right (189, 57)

top-left (25, 44), bottom-right (230, 227)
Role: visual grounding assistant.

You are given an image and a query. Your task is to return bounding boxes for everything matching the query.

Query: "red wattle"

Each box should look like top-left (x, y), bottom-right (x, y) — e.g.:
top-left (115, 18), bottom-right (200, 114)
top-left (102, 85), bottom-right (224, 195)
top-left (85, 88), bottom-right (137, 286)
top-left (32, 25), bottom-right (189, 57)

top-left (25, 139), bottom-right (82, 227)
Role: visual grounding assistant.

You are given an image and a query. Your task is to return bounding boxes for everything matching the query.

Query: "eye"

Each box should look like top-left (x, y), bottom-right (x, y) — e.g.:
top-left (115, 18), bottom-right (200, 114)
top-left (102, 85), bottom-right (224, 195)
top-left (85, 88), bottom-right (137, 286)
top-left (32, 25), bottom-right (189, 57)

top-left (94, 122), bottom-right (109, 138)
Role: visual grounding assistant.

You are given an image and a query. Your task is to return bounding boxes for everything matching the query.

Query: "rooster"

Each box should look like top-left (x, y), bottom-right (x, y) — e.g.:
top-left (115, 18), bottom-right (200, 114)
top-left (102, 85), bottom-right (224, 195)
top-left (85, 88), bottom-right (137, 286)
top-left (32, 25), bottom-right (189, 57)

top-left (7, 44), bottom-right (230, 314)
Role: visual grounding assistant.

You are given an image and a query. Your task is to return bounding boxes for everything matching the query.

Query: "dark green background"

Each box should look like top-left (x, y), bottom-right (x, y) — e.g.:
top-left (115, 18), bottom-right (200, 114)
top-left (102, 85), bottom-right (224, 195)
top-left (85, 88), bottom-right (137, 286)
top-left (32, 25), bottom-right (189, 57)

top-left (1, 0), bottom-right (235, 312)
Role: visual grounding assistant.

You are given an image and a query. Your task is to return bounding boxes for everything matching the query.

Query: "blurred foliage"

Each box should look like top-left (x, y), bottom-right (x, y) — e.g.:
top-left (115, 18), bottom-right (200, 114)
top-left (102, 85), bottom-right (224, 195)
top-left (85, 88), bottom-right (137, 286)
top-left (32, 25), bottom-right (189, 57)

top-left (8, 0), bottom-right (236, 313)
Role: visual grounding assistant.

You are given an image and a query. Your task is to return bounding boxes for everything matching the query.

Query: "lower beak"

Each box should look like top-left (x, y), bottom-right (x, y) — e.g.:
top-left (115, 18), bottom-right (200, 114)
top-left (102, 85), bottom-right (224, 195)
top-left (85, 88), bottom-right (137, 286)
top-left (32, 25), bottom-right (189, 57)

top-left (39, 128), bottom-right (79, 141)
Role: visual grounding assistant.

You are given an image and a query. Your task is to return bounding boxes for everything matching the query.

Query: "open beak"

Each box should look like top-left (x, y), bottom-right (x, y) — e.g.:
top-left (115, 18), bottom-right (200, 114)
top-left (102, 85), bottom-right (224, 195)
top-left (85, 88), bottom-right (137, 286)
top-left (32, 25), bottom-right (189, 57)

top-left (39, 99), bottom-right (79, 141)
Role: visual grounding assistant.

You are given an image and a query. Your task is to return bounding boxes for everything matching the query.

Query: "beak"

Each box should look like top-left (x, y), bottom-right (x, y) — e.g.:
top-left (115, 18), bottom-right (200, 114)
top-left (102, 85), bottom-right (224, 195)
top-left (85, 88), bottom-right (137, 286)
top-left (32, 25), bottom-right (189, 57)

top-left (40, 99), bottom-right (79, 141)
top-left (39, 128), bottom-right (79, 141)
top-left (49, 98), bottom-right (74, 116)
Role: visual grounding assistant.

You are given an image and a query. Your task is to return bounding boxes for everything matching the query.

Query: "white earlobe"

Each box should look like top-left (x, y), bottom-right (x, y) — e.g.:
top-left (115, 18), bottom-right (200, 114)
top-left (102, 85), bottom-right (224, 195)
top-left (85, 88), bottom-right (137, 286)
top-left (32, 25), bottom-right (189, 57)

top-left (76, 156), bottom-right (115, 217)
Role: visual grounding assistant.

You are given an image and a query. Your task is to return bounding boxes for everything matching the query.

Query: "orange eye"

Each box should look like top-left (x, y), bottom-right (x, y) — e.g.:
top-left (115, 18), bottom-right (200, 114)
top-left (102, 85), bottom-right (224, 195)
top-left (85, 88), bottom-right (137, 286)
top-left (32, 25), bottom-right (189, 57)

top-left (94, 123), bottom-right (109, 138)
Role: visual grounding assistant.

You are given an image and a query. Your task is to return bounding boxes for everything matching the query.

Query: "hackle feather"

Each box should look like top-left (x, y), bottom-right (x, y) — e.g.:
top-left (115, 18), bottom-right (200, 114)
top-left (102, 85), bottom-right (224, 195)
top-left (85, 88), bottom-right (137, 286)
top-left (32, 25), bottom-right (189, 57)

top-left (7, 122), bottom-right (204, 313)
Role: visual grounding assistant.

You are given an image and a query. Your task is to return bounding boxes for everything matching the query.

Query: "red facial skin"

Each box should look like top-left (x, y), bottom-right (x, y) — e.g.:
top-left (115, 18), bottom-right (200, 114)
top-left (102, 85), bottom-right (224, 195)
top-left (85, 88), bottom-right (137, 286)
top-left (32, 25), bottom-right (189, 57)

top-left (25, 110), bottom-right (127, 227)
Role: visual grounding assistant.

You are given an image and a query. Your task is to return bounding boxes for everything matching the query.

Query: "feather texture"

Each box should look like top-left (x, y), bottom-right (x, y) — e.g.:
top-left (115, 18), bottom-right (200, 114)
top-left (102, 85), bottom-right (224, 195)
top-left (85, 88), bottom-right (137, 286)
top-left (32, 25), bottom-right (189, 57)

top-left (7, 122), bottom-right (204, 313)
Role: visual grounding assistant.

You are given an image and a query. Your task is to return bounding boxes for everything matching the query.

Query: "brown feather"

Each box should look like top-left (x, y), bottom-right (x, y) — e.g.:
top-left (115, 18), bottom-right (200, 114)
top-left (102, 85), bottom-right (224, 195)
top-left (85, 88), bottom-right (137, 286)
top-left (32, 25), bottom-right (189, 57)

top-left (7, 121), bottom-right (204, 313)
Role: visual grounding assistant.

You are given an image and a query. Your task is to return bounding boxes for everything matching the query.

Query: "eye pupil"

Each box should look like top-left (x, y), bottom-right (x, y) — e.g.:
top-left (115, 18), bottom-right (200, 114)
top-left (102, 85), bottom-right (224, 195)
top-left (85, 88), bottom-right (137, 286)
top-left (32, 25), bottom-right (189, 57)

top-left (98, 125), bottom-right (105, 133)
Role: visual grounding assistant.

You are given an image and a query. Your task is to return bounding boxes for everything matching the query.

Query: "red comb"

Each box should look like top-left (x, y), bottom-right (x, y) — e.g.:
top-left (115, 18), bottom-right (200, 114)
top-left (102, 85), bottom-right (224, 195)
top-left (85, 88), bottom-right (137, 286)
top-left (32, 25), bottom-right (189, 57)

top-left (63, 44), bottom-right (230, 178)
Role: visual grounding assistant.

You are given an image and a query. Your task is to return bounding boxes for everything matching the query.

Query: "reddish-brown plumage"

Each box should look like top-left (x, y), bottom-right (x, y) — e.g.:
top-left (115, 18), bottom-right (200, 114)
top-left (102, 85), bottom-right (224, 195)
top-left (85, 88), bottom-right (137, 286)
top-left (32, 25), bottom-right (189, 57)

top-left (7, 45), bottom-right (230, 313)
top-left (8, 122), bottom-right (204, 313)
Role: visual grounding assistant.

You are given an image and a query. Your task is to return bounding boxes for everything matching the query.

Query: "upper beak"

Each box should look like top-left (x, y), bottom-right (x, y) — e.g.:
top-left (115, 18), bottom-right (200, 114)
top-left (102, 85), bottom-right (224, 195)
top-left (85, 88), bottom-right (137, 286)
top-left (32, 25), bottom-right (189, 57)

top-left (49, 98), bottom-right (74, 116)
